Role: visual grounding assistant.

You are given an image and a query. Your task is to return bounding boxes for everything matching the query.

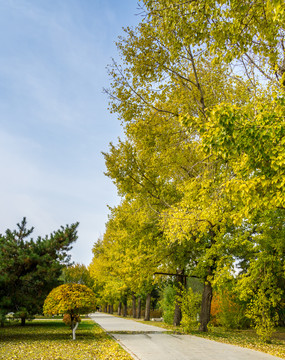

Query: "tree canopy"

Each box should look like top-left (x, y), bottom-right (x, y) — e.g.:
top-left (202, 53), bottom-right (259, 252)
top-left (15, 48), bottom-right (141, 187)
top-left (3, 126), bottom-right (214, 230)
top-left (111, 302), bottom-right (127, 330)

top-left (43, 283), bottom-right (96, 339)
top-left (89, 0), bottom-right (285, 339)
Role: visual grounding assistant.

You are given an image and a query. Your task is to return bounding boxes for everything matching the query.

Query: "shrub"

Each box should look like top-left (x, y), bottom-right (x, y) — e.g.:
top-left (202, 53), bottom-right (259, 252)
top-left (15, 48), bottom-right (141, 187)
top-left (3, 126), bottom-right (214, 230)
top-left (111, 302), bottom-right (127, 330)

top-left (211, 290), bottom-right (249, 329)
top-left (159, 285), bottom-right (176, 324)
top-left (181, 288), bottom-right (201, 332)
top-left (246, 291), bottom-right (280, 342)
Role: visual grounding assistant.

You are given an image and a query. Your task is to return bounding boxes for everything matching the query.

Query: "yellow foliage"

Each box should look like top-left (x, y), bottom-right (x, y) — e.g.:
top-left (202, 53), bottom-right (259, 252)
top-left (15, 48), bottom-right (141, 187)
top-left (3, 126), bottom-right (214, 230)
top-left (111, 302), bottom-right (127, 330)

top-left (43, 284), bottom-right (96, 316)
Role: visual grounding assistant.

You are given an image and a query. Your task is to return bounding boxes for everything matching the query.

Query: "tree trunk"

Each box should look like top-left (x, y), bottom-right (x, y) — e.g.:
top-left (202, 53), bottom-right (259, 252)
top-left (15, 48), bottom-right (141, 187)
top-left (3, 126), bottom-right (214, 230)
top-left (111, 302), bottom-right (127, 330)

top-left (110, 304), bottom-right (113, 314)
top-left (104, 305), bottom-right (107, 313)
top-left (123, 298), bottom-right (127, 317)
top-left (118, 301), bottom-right (122, 316)
top-left (72, 321), bottom-right (79, 340)
top-left (173, 269), bottom-right (186, 326)
top-left (137, 296), bottom-right (141, 319)
top-left (173, 301), bottom-right (182, 326)
top-left (21, 317), bottom-right (26, 326)
top-left (199, 281), bottom-right (213, 332)
top-left (132, 293), bottom-right (137, 318)
top-left (144, 293), bottom-right (151, 321)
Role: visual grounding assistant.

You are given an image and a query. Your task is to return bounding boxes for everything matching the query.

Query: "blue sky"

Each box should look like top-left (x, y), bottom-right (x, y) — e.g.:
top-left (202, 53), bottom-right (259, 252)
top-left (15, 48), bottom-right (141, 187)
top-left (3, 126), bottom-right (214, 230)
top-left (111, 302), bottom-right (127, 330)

top-left (0, 0), bottom-right (141, 265)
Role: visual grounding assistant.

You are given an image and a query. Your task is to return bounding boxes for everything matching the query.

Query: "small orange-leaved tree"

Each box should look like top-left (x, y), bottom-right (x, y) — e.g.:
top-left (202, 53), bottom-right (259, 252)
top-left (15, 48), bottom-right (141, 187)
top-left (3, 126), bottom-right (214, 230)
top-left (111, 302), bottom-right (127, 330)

top-left (43, 283), bottom-right (96, 340)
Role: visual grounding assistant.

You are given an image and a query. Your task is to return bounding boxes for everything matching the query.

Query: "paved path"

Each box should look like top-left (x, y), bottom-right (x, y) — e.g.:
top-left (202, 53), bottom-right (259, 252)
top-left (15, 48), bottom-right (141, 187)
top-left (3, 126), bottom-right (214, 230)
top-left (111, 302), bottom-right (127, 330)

top-left (90, 313), bottom-right (283, 360)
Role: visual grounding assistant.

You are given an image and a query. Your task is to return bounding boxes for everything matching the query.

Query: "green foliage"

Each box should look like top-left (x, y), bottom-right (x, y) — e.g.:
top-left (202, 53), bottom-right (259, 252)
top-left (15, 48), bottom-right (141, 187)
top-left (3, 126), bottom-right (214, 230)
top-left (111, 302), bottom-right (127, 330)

top-left (180, 288), bottom-right (202, 332)
top-left (62, 263), bottom-right (94, 288)
top-left (236, 210), bottom-right (285, 340)
top-left (13, 308), bottom-right (35, 324)
top-left (160, 284), bottom-right (176, 324)
top-left (246, 292), bottom-right (279, 343)
top-left (99, 0), bottom-right (285, 338)
top-left (0, 218), bottom-right (79, 321)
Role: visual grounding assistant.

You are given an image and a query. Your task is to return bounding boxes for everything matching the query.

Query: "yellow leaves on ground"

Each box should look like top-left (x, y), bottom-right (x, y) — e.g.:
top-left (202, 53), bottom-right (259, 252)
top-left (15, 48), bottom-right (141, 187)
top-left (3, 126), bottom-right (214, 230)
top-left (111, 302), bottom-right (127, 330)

top-left (0, 320), bottom-right (133, 360)
top-left (192, 327), bottom-right (285, 360)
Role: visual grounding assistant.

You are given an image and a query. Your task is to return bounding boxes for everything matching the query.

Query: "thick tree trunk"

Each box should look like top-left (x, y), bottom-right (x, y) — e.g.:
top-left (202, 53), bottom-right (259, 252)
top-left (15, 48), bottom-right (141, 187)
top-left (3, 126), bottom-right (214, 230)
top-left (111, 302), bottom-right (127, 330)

top-left (132, 294), bottom-right (137, 318)
top-left (21, 317), bottom-right (26, 326)
top-left (199, 281), bottom-right (213, 332)
top-left (118, 301), bottom-right (122, 316)
top-left (104, 305), bottom-right (107, 313)
top-left (110, 304), bottom-right (113, 314)
top-left (173, 301), bottom-right (182, 326)
top-left (173, 269), bottom-right (186, 326)
top-left (144, 293), bottom-right (151, 321)
top-left (137, 296), bottom-right (141, 319)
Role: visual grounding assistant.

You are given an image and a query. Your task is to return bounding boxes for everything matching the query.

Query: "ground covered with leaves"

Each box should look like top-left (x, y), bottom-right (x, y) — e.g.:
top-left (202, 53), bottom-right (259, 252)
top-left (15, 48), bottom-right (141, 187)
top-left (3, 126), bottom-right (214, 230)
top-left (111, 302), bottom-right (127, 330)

top-left (192, 327), bottom-right (285, 359)
top-left (139, 320), bottom-right (285, 359)
top-left (0, 319), bottom-right (133, 360)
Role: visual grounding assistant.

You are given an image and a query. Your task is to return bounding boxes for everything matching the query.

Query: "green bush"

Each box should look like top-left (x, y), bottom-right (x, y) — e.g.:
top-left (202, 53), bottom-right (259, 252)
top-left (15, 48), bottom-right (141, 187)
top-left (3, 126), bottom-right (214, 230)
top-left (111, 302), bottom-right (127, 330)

top-left (246, 291), bottom-right (280, 342)
top-left (160, 285), bottom-right (176, 324)
top-left (181, 288), bottom-right (201, 332)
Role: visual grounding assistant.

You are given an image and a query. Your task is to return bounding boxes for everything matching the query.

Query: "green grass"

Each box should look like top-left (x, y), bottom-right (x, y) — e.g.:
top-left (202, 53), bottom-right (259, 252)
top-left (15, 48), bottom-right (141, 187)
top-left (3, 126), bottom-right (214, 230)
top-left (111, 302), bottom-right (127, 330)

top-left (136, 319), bottom-right (285, 359)
top-left (0, 319), bottom-right (133, 360)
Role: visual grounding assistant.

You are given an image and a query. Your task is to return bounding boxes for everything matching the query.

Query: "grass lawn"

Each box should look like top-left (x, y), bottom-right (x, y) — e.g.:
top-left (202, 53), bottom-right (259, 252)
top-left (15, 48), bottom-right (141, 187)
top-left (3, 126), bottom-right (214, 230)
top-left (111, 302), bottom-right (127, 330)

top-left (138, 319), bottom-right (285, 359)
top-left (0, 319), bottom-right (133, 360)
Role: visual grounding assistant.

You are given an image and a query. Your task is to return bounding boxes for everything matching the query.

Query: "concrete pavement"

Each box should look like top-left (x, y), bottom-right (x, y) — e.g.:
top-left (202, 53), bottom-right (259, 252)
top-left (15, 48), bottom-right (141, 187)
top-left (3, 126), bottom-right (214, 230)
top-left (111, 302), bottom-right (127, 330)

top-left (90, 313), bottom-right (168, 333)
top-left (90, 313), bottom-right (283, 360)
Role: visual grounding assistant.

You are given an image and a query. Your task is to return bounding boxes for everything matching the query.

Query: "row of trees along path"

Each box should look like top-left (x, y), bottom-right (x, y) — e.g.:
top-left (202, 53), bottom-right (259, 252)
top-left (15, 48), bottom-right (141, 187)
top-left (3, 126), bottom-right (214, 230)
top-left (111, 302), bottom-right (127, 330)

top-left (89, 0), bottom-right (285, 341)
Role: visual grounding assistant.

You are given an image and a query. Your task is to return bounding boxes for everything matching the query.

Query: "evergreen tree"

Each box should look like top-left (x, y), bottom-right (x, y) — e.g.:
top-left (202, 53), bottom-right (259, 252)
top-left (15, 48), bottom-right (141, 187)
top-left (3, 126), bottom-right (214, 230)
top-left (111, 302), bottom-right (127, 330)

top-left (0, 218), bottom-right (79, 325)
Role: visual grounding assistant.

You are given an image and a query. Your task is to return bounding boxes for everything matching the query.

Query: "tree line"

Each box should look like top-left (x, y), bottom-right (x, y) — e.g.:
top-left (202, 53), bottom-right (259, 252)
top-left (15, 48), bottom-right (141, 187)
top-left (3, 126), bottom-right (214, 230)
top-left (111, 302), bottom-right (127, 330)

top-left (89, 0), bottom-right (285, 341)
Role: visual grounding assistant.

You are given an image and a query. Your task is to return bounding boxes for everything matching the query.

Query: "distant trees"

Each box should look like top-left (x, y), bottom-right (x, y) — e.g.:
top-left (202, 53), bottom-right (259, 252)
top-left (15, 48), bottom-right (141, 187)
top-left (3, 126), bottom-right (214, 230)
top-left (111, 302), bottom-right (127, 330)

top-left (0, 218), bottom-right (79, 325)
top-left (43, 283), bottom-right (96, 340)
top-left (62, 263), bottom-right (94, 289)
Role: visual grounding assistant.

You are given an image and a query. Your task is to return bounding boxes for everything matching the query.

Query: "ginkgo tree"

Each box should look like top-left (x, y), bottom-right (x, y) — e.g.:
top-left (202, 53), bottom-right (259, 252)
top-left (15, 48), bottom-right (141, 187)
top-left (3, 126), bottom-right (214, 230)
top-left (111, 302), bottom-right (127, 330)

top-left (103, 84), bottom-right (244, 330)
top-left (99, 0), bottom-right (285, 337)
top-left (89, 199), bottom-right (163, 320)
top-left (43, 284), bottom-right (96, 340)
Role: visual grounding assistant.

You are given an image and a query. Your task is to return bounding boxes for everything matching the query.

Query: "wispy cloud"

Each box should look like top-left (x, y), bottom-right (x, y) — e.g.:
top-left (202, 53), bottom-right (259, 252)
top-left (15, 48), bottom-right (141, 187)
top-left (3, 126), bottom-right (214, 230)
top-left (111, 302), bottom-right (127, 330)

top-left (0, 0), bottom-right (139, 264)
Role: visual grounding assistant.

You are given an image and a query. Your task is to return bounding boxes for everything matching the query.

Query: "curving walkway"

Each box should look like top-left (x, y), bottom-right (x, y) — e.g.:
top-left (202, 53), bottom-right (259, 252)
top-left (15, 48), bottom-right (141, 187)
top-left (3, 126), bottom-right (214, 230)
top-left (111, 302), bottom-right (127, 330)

top-left (90, 313), bottom-right (283, 360)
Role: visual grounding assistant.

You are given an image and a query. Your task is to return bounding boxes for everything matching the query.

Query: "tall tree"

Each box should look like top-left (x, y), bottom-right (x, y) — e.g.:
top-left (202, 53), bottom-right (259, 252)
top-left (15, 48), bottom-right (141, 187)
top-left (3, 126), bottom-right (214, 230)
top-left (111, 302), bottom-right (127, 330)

top-left (0, 218), bottom-right (79, 325)
top-left (102, 0), bottom-right (284, 334)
